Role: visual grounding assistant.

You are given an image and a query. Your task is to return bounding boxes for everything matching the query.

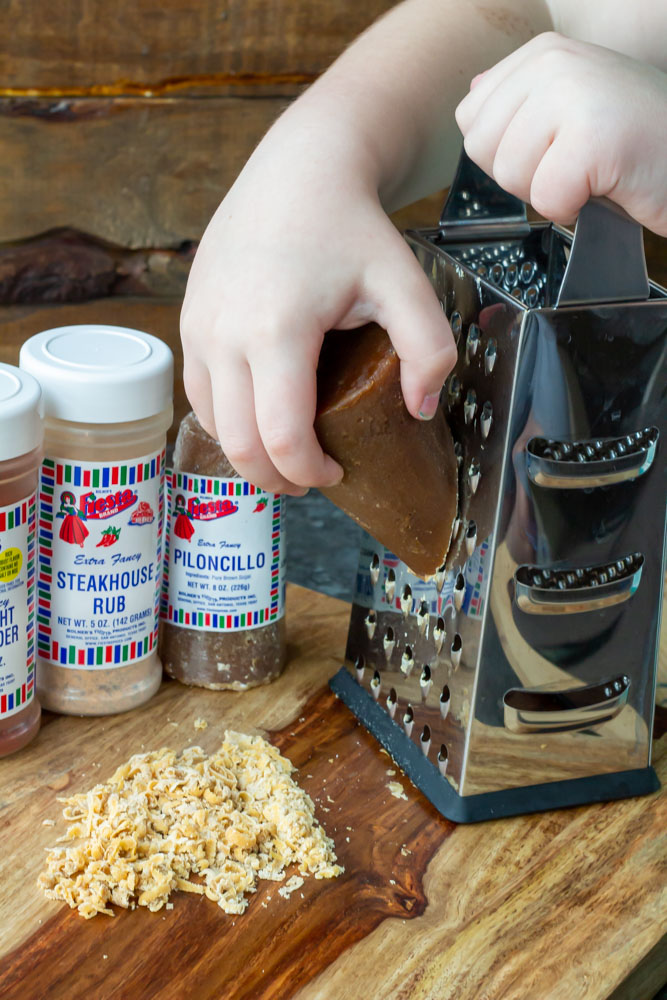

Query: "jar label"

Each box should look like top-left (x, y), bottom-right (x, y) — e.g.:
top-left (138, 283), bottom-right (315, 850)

top-left (37, 452), bottom-right (165, 669)
top-left (161, 472), bottom-right (285, 631)
top-left (0, 494), bottom-right (36, 719)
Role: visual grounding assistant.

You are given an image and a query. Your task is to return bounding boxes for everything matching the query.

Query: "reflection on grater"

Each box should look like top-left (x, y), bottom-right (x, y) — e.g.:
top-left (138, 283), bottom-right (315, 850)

top-left (330, 149), bottom-right (666, 823)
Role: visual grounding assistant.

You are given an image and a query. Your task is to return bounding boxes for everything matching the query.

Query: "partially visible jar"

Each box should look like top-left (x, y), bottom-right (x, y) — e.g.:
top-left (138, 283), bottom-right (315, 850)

top-left (20, 325), bottom-right (173, 715)
top-left (160, 412), bottom-right (286, 689)
top-left (0, 364), bottom-right (43, 756)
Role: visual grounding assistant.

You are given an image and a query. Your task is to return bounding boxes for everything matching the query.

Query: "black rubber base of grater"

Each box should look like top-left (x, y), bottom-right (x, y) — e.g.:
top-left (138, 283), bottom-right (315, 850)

top-left (329, 667), bottom-right (660, 824)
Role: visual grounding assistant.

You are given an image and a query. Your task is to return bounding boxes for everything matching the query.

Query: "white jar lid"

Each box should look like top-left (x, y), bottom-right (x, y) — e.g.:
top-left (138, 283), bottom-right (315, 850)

top-left (0, 363), bottom-right (43, 462)
top-left (19, 325), bottom-right (173, 424)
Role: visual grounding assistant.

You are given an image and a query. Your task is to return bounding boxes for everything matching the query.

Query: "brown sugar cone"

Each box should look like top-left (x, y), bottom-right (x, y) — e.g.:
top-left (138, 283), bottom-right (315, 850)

top-left (315, 324), bottom-right (458, 580)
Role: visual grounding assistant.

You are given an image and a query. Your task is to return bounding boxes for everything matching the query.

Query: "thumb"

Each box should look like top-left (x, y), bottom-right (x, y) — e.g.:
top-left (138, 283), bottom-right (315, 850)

top-left (365, 234), bottom-right (457, 420)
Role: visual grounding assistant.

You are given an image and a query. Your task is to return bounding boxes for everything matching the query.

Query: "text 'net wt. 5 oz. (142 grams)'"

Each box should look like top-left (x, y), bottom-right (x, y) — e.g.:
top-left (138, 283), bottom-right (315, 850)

top-left (20, 325), bottom-right (173, 716)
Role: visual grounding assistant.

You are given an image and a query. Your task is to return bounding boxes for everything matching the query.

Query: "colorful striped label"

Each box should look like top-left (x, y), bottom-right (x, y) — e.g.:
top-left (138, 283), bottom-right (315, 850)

top-left (37, 451), bottom-right (165, 669)
top-left (352, 534), bottom-right (491, 620)
top-left (161, 471), bottom-right (284, 632)
top-left (463, 538), bottom-right (490, 619)
top-left (353, 538), bottom-right (452, 615)
top-left (172, 475), bottom-right (261, 496)
top-left (0, 493), bottom-right (36, 719)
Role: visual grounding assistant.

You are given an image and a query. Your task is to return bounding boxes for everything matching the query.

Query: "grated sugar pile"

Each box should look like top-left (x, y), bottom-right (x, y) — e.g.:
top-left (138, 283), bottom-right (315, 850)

top-left (38, 731), bottom-right (343, 919)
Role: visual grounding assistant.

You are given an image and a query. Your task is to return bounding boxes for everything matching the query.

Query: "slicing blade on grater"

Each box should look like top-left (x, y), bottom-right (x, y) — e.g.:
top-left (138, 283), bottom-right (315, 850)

top-left (329, 149), bottom-right (665, 823)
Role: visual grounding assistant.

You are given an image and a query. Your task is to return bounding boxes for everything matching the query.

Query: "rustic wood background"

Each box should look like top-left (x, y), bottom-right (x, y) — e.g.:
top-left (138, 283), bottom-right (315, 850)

top-left (0, 0), bottom-right (397, 431)
top-left (1, 0), bottom-right (665, 439)
top-left (0, 0), bottom-right (397, 248)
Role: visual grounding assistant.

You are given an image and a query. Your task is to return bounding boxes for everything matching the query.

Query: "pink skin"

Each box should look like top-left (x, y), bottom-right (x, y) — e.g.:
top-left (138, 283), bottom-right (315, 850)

top-left (456, 33), bottom-right (667, 234)
top-left (180, 3), bottom-right (666, 497)
top-left (181, 133), bottom-right (457, 497)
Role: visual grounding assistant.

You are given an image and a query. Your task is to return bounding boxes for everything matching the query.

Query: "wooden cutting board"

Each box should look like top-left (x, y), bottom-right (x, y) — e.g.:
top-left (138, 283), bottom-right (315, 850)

top-left (0, 584), bottom-right (665, 1000)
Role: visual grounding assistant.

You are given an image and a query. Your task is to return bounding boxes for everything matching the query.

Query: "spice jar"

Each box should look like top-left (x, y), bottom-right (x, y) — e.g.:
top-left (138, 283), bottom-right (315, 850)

top-left (20, 325), bottom-right (173, 715)
top-left (0, 364), bottom-right (43, 756)
top-left (160, 412), bottom-right (286, 688)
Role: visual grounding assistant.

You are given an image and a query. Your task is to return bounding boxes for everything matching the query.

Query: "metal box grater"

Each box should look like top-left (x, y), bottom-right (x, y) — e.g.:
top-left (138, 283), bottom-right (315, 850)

top-left (330, 151), bottom-right (666, 822)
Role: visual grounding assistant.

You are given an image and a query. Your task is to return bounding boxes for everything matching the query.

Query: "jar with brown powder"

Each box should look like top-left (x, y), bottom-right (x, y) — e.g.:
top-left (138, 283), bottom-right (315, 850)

top-left (160, 412), bottom-right (286, 689)
top-left (20, 325), bottom-right (173, 715)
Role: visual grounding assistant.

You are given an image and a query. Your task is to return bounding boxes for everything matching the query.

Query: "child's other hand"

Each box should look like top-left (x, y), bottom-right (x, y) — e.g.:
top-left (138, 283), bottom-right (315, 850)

top-left (181, 128), bottom-right (455, 495)
top-left (455, 32), bottom-right (667, 235)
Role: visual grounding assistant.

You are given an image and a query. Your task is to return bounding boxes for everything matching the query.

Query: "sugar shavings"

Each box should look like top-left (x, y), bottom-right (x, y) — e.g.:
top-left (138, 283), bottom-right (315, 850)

top-left (277, 875), bottom-right (304, 899)
top-left (387, 781), bottom-right (408, 802)
top-left (38, 731), bottom-right (343, 920)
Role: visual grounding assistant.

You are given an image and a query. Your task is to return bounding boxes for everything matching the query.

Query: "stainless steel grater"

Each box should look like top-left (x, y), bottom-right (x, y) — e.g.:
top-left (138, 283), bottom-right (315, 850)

top-left (330, 151), bottom-right (666, 822)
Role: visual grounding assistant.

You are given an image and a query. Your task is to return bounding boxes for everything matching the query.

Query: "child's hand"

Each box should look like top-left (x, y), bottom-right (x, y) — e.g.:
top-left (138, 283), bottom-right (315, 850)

top-left (455, 32), bottom-right (667, 236)
top-left (181, 121), bottom-right (456, 495)
top-left (179, 0), bottom-right (557, 496)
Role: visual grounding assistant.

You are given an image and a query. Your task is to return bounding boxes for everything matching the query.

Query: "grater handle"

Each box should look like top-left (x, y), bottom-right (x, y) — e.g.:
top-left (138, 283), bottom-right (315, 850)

top-left (439, 148), bottom-right (529, 237)
top-left (441, 150), bottom-right (650, 304)
top-left (514, 553), bottom-right (644, 615)
top-left (556, 197), bottom-right (650, 305)
top-left (503, 675), bottom-right (630, 733)
top-left (525, 427), bottom-right (659, 489)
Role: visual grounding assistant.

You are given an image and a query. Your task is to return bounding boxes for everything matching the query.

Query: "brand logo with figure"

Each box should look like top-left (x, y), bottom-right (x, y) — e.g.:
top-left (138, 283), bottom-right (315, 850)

top-left (187, 497), bottom-right (239, 521)
top-left (172, 494), bottom-right (239, 544)
top-left (56, 490), bottom-right (89, 548)
top-left (80, 489), bottom-right (138, 521)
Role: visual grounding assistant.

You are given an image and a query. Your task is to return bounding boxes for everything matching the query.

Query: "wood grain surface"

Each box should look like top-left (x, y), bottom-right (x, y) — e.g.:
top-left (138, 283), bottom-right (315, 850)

top-left (0, 228), bottom-right (194, 305)
top-left (0, 0), bottom-right (397, 256)
top-left (0, 0), bottom-right (395, 94)
top-left (0, 584), bottom-right (664, 1000)
top-left (0, 97), bottom-right (290, 246)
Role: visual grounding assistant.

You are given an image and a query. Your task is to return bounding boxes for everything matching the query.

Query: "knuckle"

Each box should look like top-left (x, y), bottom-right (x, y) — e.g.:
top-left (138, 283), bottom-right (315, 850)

top-left (492, 157), bottom-right (516, 191)
top-left (249, 311), bottom-right (292, 351)
top-left (434, 339), bottom-right (459, 375)
top-left (262, 476), bottom-right (290, 495)
top-left (492, 158), bottom-right (527, 200)
top-left (182, 366), bottom-right (211, 415)
top-left (221, 438), bottom-right (259, 469)
top-left (444, 338), bottom-right (459, 369)
top-left (462, 133), bottom-right (486, 164)
top-left (410, 341), bottom-right (457, 385)
top-left (194, 410), bottom-right (218, 441)
top-left (182, 368), bottom-right (202, 402)
top-left (263, 426), bottom-right (301, 461)
top-left (529, 191), bottom-right (551, 218)
top-left (179, 301), bottom-right (197, 343)
top-left (530, 187), bottom-right (564, 221)
top-left (538, 45), bottom-right (571, 75)
top-left (532, 30), bottom-right (566, 52)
